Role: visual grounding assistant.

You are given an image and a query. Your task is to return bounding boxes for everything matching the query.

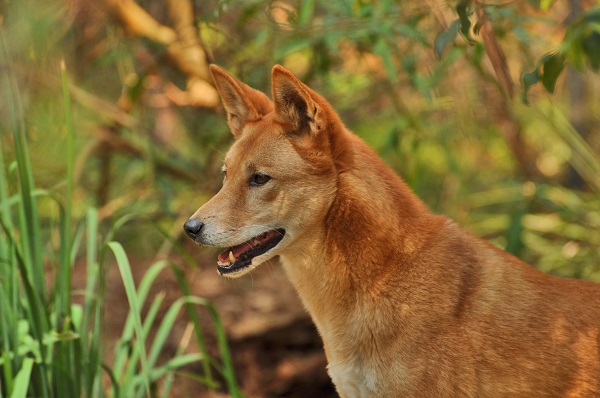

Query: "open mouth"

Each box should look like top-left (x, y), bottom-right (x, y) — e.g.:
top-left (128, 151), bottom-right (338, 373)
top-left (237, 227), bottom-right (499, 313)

top-left (217, 228), bottom-right (285, 275)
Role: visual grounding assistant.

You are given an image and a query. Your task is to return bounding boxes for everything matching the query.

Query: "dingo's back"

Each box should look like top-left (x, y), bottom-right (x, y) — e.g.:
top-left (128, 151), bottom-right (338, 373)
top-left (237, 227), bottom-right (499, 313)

top-left (184, 65), bottom-right (600, 397)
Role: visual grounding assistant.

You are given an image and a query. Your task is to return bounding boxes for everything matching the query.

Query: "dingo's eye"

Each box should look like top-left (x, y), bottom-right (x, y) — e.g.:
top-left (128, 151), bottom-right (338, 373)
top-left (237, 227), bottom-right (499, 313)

top-left (250, 173), bottom-right (271, 186)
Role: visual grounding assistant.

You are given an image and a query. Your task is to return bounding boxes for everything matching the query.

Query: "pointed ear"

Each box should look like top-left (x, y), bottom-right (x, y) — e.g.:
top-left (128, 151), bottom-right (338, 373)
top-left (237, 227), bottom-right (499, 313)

top-left (271, 65), bottom-right (321, 134)
top-left (210, 65), bottom-right (272, 138)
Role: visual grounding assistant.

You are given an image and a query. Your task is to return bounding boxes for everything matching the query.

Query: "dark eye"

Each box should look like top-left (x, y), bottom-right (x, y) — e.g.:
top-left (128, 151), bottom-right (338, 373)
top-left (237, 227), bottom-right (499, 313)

top-left (250, 173), bottom-right (271, 186)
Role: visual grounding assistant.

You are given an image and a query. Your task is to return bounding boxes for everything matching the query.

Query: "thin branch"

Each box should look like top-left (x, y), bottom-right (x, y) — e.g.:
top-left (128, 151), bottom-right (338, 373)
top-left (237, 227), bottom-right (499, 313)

top-left (474, 2), bottom-right (515, 98)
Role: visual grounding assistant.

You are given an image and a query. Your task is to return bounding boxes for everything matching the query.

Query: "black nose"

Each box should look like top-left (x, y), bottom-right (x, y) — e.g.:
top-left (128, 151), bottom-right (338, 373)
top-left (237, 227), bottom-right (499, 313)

top-left (183, 218), bottom-right (204, 239)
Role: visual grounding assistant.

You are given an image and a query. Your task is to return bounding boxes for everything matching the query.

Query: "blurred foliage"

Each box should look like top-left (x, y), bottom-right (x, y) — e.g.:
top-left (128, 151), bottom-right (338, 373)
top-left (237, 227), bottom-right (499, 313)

top-left (0, 1), bottom-right (599, 274)
top-left (0, 41), bottom-right (242, 396)
top-left (521, 6), bottom-right (600, 101)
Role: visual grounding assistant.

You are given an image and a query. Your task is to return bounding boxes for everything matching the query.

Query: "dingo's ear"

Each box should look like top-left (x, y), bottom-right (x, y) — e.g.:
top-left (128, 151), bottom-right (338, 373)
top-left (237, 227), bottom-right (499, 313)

top-left (210, 65), bottom-right (272, 138)
top-left (271, 65), bottom-right (321, 135)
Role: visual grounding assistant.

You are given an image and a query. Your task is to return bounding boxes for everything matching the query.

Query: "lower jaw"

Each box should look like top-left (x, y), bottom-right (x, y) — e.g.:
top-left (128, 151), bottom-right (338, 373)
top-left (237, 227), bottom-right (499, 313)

top-left (217, 259), bottom-right (253, 275)
top-left (217, 229), bottom-right (285, 276)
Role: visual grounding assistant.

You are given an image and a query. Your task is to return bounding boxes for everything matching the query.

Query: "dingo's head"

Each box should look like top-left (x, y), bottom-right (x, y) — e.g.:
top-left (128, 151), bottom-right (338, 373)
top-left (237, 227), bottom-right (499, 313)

top-left (184, 65), bottom-right (350, 277)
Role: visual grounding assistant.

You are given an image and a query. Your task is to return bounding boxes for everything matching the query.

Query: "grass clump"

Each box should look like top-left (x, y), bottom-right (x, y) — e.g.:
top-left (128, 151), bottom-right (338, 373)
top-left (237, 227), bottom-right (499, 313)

top-left (0, 43), bottom-right (242, 398)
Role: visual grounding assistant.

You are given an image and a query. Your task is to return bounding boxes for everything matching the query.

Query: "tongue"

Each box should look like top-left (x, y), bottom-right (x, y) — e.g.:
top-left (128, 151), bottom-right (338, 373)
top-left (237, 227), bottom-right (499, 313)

top-left (217, 230), bottom-right (279, 263)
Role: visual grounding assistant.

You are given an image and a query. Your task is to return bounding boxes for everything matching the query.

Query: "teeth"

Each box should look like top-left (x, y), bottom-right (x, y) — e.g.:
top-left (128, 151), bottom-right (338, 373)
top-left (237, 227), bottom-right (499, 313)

top-left (229, 251), bottom-right (236, 263)
top-left (253, 239), bottom-right (259, 246)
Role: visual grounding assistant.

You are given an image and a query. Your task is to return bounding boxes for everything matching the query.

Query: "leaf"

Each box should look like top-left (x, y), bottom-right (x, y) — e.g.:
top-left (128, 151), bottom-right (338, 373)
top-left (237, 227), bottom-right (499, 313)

top-left (521, 68), bottom-right (540, 104)
top-left (540, 52), bottom-right (565, 93)
top-left (456, 2), bottom-right (475, 43)
top-left (10, 358), bottom-right (34, 398)
top-left (583, 8), bottom-right (600, 24)
top-left (583, 31), bottom-right (600, 71)
top-left (540, 0), bottom-right (555, 11)
top-left (565, 41), bottom-right (586, 71)
top-left (434, 19), bottom-right (460, 59)
top-left (563, 7), bottom-right (600, 71)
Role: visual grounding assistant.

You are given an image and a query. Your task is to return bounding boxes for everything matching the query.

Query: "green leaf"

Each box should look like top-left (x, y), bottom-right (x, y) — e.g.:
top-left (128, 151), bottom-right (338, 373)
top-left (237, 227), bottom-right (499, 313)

top-left (456, 2), bottom-right (475, 43)
top-left (583, 8), bottom-right (600, 24)
top-left (521, 69), bottom-right (540, 104)
top-left (540, 53), bottom-right (565, 93)
top-left (11, 358), bottom-right (34, 398)
top-left (528, 0), bottom-right (556, 11)
top-left (540, 0), bottom-right (555, 11)
top-left (583, 31), bottom-right (600, 71)
top-left (565, 40), bottom-right (586, 71)
top-left (434, 19), bottom-right (460, 59)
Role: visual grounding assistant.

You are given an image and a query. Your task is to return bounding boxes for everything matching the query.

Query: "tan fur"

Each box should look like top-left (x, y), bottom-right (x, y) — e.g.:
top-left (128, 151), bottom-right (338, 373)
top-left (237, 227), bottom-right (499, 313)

top-left (187, 65), bottom-right (600, 397)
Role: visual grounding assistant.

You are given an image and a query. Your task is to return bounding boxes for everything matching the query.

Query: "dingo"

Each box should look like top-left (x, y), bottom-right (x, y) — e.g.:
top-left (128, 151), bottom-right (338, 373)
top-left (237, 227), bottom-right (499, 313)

top-left (184, 65), bottom-right (600, 397)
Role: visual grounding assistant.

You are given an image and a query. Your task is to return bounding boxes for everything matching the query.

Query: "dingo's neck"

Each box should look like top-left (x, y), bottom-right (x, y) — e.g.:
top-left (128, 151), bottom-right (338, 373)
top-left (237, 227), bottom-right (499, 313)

top-left (280, 133), bottom-right (443, 347)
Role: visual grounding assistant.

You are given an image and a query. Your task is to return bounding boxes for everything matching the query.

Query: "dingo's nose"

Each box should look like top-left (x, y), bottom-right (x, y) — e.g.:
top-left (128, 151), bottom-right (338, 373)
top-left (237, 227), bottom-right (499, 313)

top-left (183, 218), bottom-right (204, 239)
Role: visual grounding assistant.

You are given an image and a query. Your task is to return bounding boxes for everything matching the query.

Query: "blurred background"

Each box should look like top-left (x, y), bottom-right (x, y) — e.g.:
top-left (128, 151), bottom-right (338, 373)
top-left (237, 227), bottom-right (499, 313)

top-left (1, 0), bottom-right (599, 397)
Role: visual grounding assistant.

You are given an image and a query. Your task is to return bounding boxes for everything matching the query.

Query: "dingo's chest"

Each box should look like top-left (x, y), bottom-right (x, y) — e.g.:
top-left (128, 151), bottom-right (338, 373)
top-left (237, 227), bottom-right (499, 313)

top-left (327, 359), bottom-right (379, 398)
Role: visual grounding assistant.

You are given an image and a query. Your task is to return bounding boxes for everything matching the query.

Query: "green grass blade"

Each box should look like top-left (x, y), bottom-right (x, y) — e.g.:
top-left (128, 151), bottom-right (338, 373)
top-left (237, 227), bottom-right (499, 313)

top-left (101, 363), bottom-right (120, 398)
top-left (0, 132), bottom-right (16, 393)
top-left (165, 294), bottom-right (243, 397)
top-left (0, 123), bottom-right (13, 241)
top-left (130, 353), bottom-right (203, 386)
top-left (57, 61), bottom-right (74, 321)
top-left (2, 37), bottom-right (45, 305)
top-left (159, 323), bottom-right (197, 398)
top-left (46, 60), bottom-right (78, 398)
top-left (1, 34), bottom-right (50, 398)
top-left (202, 300), bottom-right (244, 398)
top-left (0, 218), bottom-right (49, 372)
top-left (0, 284), bottom-right (17, 394)
top-left (10, 357), bottom-right (34, 398)
top-left (98, 213), bottom-right (141, 266)
top-left (170, 265), bottom-right (215, 386)
top-left (111, 260), bottom-right (169, 379)
top-left (107, 241), bottom-right (151, 396)
top-left (147, 297), bottom-right (188, 369)
top-left (152, 221), bottom-right (197, 269)
top-left (120, 293), bottom-right (165, 394)
top-left (81, 209), bottom-right (102, 398)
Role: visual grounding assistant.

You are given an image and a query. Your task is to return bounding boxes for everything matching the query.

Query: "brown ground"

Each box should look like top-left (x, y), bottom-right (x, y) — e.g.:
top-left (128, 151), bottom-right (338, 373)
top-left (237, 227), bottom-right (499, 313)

top-left (73, 242), bottom-right (337, 397)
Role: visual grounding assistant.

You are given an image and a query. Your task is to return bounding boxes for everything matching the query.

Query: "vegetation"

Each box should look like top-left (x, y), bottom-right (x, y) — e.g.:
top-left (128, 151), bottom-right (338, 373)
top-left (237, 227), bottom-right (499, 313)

top-left (0, 52), bottom-right (242, 396)
top-left (0, 0), bottom-right (598, 396)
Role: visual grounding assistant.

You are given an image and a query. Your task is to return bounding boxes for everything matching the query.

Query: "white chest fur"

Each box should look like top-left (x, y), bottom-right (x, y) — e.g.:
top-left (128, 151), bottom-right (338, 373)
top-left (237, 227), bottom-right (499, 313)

top-left (327, 357), bottom-right (380, 398)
